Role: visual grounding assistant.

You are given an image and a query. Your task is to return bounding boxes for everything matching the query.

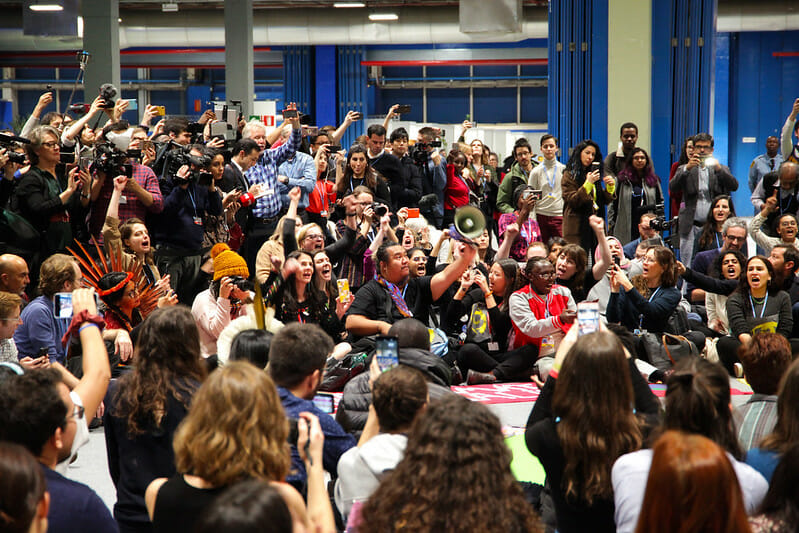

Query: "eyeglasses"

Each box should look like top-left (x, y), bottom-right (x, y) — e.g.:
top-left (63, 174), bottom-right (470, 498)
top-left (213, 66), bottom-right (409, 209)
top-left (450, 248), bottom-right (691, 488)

top-left (0, 316), bottom-right (21, 323)
top-left (305, 234), bottom-right (324, 241)
top-left (533, 270), bottom-right (555, 278)
top-left (40, 141), bottom-right (59, 148)
top-left (725, 235), bottom-right (746, 242)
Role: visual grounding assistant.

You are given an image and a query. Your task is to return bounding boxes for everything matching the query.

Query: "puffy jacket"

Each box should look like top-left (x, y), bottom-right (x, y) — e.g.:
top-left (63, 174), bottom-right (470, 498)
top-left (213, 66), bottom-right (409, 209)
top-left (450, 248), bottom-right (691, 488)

top-left (335, 347), bottom-right (453, 437)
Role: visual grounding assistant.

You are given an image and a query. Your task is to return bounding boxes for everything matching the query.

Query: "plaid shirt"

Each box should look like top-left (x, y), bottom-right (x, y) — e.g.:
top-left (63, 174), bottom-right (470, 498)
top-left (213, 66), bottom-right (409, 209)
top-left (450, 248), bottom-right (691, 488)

top-left (245, 128), bottom-right (302, 219)
top-left (89, 162), bottom-right (163, 239)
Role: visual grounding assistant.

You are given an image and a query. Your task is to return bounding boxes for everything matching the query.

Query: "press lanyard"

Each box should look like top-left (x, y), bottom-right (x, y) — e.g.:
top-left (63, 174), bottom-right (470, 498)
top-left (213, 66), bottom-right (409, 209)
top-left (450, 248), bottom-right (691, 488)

top-left (542, 292), bottom-right (552, 318)
top-left (316, 181), bottom-right (328, 210)
top-left (715, 232), bottom-right (721, 249)
top-left (544, 164), bottom-right (557, 190)
top-left (350, 176), bottom-right (364, 193)
top-left (187, 187), bottom-right (198, 218)
top-left (750, 293), bottom-right (768, 319)
top-left (639, 287), bottom-right (661, 329)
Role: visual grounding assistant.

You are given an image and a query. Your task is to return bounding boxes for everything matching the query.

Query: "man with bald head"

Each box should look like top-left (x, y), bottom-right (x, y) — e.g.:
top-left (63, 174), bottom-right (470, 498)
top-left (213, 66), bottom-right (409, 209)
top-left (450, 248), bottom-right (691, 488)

top-left (0, 254), bottom-right (30, 299)
top-left (751, 161), bottom-right (799, 237)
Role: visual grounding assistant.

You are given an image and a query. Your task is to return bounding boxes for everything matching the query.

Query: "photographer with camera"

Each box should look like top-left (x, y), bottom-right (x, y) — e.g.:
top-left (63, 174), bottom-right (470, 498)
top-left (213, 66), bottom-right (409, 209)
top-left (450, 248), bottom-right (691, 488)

top-left (60, 96), bottom-right (104, 158)
top-left (87, 120), bottom-right (163, 240)
top-left (20, 91), bottom-right (61, 139)
top-left (0, 134), bottom-right (28, 206)
top-left (411, 127), bottom-right (447, 229)
top-left (151, 144), bottom-right (222, 304)
top-left (15, 126), bottom-right (91, 257)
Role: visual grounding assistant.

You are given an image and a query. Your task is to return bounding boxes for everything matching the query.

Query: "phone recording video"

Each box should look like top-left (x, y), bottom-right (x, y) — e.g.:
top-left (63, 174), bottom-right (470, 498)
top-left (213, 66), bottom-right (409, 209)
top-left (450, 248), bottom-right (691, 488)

top-left (312, 393), bottom-right (335, 414)
top-left (375, 335), bottom-right (399, 372)
top-left (577, 301), bottom-right (600, 336)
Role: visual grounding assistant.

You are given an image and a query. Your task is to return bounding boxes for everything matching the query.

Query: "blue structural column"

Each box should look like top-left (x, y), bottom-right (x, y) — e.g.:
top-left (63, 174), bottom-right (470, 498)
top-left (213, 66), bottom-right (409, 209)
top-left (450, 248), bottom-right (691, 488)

top-left (337, 46), bottom-right (367, 149)
top-left (547, 0), bottom-right (608, 157)
top-left (314, 46), bottom-right (337, 128)
top-left (650, 0), bottom-right (717, 193)
top-left (283, 46), bottom-right (313, 115)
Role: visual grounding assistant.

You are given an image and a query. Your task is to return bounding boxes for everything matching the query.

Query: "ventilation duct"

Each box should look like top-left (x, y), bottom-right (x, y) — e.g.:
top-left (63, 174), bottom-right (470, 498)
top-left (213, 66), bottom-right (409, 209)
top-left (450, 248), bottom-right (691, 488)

top-left (460, 0), bottom-right (522, 34)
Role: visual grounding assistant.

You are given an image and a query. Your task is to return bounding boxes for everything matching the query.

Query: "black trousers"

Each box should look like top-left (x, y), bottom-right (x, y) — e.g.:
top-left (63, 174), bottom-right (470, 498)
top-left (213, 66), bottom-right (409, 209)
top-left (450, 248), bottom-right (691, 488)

top-left (456, 342), bottom-right (538, 381)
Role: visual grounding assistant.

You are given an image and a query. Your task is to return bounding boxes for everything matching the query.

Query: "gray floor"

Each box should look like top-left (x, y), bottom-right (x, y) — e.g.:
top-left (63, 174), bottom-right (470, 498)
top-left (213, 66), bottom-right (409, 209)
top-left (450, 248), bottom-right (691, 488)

top-left (66, 428), bottom-right (117, 511)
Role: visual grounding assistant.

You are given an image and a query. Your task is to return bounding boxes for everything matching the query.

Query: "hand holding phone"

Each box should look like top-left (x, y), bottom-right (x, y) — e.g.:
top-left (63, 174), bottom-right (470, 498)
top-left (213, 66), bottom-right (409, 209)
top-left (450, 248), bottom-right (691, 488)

top-left (375, 335), bottom-right (399, 372)
top-left (577, 301), bottom-right (600, 335)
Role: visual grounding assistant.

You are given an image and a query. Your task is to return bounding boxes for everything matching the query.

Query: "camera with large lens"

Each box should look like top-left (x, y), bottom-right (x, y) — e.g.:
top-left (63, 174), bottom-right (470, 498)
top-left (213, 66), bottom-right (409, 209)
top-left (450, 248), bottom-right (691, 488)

top-left (164, 147), bottom-right (212, 186)
top-left (0, 133), bottom-right (29, 165)
top-left (371, 202), bottom-right (388, 218)
top-left (93, 142), bottom-right (133, 178)
top-left (410, 139), bottom-right (442, 166)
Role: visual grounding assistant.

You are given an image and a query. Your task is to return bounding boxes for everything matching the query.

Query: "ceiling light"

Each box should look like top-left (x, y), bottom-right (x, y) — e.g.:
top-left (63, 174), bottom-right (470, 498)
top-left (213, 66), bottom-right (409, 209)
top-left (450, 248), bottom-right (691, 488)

top-left (334, 2), bottom-right (366, 7)
top-left (29, 3), bottom-right (64, 11)
top-left (161, 2), bottom-right (178, 12)
top-left (369, 13), bottom-right (398, 21)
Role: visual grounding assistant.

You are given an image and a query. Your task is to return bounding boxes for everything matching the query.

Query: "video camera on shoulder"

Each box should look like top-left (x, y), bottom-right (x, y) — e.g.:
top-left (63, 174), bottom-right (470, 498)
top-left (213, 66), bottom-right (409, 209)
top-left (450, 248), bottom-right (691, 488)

top-left (411, 139), bottom-right (442, 165)
top-left (163, 145), bottom-right (212, 186)
top-left (92, 143), bottom-right (133, 179)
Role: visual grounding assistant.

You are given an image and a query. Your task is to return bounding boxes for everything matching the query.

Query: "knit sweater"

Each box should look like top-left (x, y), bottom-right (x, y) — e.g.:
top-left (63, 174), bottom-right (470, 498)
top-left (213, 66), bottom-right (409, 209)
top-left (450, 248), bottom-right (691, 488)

top-left (725, 290), bottom-right (792, 337)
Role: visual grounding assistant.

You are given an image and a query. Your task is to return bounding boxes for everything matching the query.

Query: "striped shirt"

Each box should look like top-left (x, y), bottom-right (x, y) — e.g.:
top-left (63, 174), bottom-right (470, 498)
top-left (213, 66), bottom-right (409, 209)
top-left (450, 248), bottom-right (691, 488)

top-left (735, 394), bottom-right (778, 452)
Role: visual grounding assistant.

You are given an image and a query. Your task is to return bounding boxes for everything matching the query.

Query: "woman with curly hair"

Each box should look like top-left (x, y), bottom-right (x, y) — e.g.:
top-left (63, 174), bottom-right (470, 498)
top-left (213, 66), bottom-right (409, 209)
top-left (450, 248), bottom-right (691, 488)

top-left (104, 306), bottom-right (207, 533)
top-left (609, 245), bottom-right (706, 355)
top-left (561, 139), bottom-right (614, 260)
top-left (695, 194), bottom-right (736, 256)
top-left (525, 329), bottom-right (657, 533)
top-left (608, 147), bottom-right (662, 246)
top-left (357, 394), bottom-right (543, 533)
top-left (718, 255), bottom-right (796, 375)
top-left (144, 362), bottom-right (335, 533)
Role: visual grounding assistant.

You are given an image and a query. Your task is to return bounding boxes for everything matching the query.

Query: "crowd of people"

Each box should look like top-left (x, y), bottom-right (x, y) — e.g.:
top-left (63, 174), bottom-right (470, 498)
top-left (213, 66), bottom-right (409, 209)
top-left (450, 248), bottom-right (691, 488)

top-left (2, 90), bottom-right (799, 532)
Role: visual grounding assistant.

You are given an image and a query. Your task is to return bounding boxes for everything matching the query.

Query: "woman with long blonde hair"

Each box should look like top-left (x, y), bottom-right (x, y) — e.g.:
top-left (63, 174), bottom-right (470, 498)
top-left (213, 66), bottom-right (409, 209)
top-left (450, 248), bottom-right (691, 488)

top-left (145, 361), bottom-right (335, 533)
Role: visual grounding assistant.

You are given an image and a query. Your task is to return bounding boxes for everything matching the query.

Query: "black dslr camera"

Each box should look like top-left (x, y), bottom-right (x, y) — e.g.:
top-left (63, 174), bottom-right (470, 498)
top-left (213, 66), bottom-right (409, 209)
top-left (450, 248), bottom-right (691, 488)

top-left (98, 83), bottom-right (118, 109)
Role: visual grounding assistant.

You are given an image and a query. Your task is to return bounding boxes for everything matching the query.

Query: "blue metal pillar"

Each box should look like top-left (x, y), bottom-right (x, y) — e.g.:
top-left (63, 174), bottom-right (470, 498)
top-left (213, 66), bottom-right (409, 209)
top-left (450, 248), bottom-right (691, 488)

top-left (336, 45), bottom-right (367, 149)
top-left (650, 0), bottom-right (717, 203)
top-left (547, 0), bottom-right (608, 158)
top-left (283, 46), bottom-right (313, 115)
top-left (314, 45), bottom-right (337, 127)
